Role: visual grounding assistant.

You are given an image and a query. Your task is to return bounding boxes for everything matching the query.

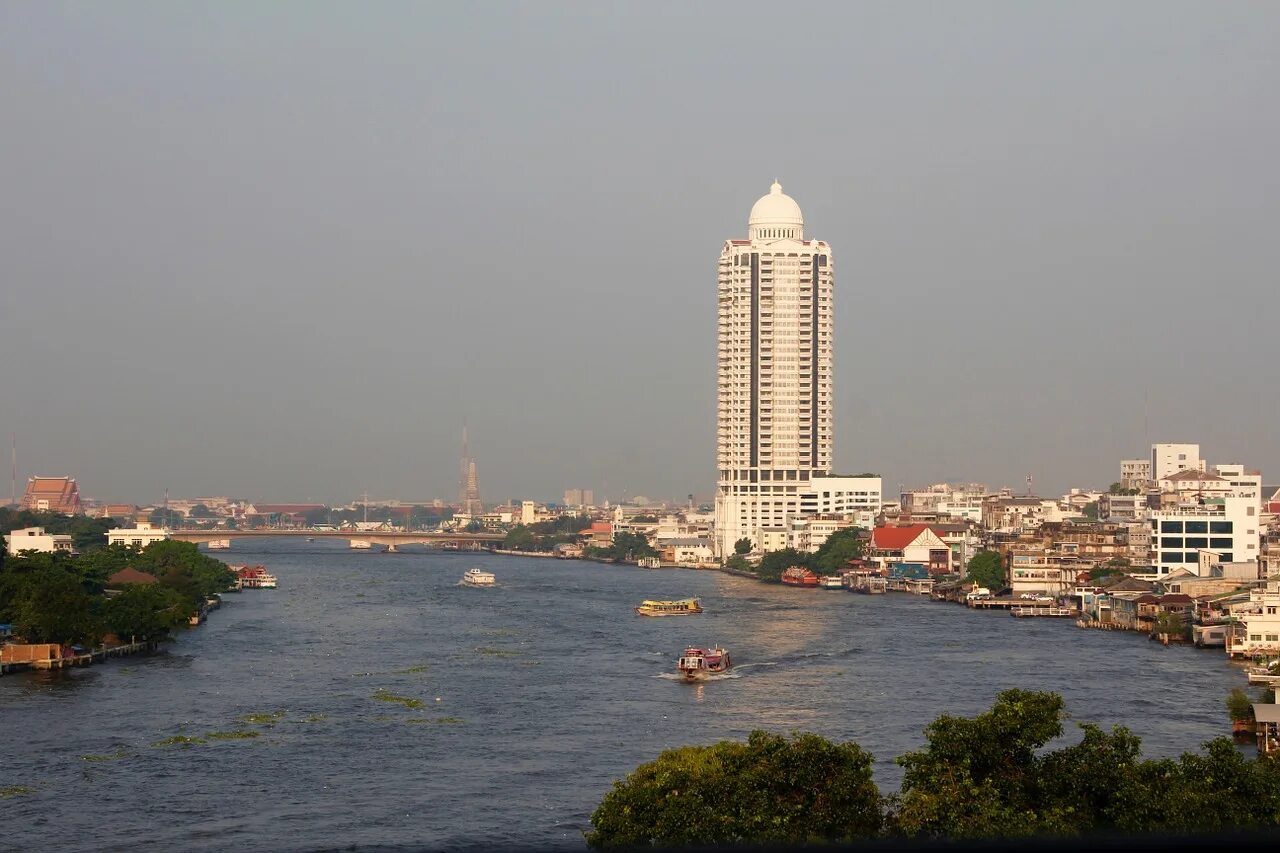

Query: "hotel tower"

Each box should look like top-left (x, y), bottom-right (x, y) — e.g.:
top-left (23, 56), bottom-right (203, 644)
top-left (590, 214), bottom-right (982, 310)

top-left (713, 182), bottom-right (879, 557)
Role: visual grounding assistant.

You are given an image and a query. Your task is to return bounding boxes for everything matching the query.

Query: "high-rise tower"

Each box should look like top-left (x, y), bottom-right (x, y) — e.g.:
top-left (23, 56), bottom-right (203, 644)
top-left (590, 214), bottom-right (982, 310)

top-left (459, 426), bottom-right (483, 517)
top-left (714, 182), bottom-right (836, 556)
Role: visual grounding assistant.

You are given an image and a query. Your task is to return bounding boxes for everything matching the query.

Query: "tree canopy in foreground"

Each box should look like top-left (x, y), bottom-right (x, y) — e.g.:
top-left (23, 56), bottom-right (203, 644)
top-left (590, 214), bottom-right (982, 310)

top-left (587, 689), bottom-right (1280, 847)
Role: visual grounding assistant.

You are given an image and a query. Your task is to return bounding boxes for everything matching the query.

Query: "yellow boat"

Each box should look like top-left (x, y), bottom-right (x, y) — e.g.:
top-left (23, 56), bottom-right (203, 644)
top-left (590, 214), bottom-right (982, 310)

top-left (634, 598), bottom-right (703, 617)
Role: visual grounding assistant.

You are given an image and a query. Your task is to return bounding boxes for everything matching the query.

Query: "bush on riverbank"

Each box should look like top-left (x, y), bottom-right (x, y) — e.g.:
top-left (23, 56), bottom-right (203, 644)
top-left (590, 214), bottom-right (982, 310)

top-left (587, 689), bottom-right (1280, 848)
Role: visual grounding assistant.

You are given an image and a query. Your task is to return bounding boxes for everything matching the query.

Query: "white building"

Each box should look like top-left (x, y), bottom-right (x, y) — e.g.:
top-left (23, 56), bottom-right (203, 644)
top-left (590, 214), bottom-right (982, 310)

top-left (106, 521), bottom-right (171, 549)
top-left (1213, 464), bottom-right (1263, 505)
top-left (1151, 496), bottom-right (1260, 576)
top-left (1120, 459), bottom-right (1152, 490)
top-left (1150, 443), bottom-right (1204, 481)
top-left (714, 181), bottom-right (842, 557)
top-left (4, 526), bottom-right (73, 556)
top-left (1228, 578), bottom-right (1280, 657)
top-left (520, 501), bottom-right (537, 525)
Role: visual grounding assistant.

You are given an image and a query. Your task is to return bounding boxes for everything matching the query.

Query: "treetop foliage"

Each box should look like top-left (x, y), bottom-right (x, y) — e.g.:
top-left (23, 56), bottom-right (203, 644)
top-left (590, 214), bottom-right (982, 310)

top-left (588, 689), bottom-right (1280, 847)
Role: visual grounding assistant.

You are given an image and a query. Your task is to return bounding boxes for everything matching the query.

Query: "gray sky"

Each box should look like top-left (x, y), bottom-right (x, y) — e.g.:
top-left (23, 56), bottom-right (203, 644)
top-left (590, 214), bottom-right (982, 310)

top-left (2, 2), bottom-right (1278, 506)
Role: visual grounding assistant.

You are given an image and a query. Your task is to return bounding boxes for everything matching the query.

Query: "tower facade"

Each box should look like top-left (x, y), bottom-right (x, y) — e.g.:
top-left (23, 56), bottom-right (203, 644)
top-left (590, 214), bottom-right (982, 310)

top-left (459, 427), bottom-right (483, 517)
top-left (714, 182), bottom-right (835, 557)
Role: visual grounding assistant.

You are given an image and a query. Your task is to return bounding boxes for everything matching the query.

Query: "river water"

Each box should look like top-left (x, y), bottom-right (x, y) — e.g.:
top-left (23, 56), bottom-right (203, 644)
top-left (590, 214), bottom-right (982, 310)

top-left (0, 540), bottom-right (1250, 850)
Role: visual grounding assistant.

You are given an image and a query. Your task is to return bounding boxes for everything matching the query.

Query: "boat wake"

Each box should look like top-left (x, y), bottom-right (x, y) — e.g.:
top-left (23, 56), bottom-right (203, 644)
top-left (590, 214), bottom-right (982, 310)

top-left (654, 671), bottom-right (742, 681)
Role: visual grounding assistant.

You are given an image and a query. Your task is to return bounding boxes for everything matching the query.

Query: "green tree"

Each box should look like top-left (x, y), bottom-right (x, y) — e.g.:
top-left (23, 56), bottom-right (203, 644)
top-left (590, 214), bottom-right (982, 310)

top-left (503, 525), bottom-right (537, 551)
top-left (812, 527), bottom-right (865, 572)
top-left (12, 569), bottom-right (102, 646)
top-left (724, 554), bottom-right (751, 572)
top-left (464, 520), bottom-right (484, 533)
top-left (734, 537), bottom-right (753, 555)
top-left (587, 730), bottom-right (883, 848)
top-left (755, 548), bottom-right (812, 583)
top-left (965, 550), bottom-right (1004, 591)
top-left (893, 690), bottom-right (1066, 838)
top-left (1226, 688), bottom-right (1254, 723)
top-left (102, 583), bottom-right (189, 642)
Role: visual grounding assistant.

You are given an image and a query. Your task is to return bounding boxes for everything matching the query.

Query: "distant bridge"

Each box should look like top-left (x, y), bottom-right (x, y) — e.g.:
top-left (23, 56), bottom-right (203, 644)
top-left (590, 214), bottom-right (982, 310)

top-left (169, 529), bottom-right (505, 553)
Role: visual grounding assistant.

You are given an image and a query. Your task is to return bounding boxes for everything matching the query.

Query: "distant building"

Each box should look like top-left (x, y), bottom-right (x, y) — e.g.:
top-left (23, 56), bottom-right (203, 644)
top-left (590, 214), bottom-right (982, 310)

top-left (1150, 443), bottom-right (1204, 481)
top-left (20, 476), bottom-right (82, 515)
top-left (1120, 459), bottom-right (1153, 490)
top-left (520, 501), bottom-right (537, 525)
top-left (714, 181), bottom-right (837, 557)
top-left (106, 521), bottom-right (170, 549)
top-left (4, 526), bottom-right (73, 556)
top-left (1150, 496), bottom-right (1260, 576)
top-left (867, 525), bottom-right (952, 573)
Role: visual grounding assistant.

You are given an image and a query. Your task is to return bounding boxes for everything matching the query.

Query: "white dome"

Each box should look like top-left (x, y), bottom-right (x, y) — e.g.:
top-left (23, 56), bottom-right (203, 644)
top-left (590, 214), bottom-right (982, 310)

top-left (747, 181), bottom-right (803, 240)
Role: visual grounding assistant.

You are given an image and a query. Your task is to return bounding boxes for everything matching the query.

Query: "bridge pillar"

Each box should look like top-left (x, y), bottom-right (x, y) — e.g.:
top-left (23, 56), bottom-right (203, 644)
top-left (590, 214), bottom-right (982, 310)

top-left (387, 543), bottom-right (399, 553)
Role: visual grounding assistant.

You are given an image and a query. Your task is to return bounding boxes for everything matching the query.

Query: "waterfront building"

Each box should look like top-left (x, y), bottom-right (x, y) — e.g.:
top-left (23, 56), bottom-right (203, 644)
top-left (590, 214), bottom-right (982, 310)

top-left (520, 500), bottom-right (537, 525)
top-left (106, 521), bottom-right (171, 549)
top-left (867, 525), bottom-right (952, 573)
top-left (716, 181), bottom-right (867, 556)
top-left (1150, 496), bottom-right (1260, 576)
top-left (20, 476), bottom-right (82, 515)
top-left (4, 526), bottom-right (73, 556)
top-left (1227, 578), bottom-right (1280, 658)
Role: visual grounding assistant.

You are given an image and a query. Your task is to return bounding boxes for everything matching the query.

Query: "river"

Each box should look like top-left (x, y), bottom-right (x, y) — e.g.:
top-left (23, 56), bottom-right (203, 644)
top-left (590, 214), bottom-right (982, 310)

top-left (0, 540), bottom-right (1249, 850)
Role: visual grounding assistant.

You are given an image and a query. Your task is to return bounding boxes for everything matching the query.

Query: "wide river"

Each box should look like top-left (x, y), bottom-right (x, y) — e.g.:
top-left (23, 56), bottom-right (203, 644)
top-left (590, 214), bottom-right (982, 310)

top-left (1, 540), bottom-right (1250, 850)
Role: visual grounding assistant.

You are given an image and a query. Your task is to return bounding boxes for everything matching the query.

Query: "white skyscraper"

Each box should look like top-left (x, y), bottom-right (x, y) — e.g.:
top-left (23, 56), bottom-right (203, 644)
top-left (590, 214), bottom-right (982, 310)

top-left (713, 182), bottom-right (880, 557)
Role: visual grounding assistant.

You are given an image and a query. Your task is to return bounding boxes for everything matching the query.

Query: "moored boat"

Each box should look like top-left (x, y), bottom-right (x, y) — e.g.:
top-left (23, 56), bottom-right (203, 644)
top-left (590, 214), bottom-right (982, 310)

top-left (208, 539), bottom-right (231, 551)
top-left (676, 646), bottom-right (731, 681)
top-left (236, 565), bottom-right (278, 589)
top-left (781, 566), bottom-right (819, 587)
top-left (819, 575), bottom-right (843, 589)
top-left (461, 568), bottom-right (496, 587)
top-left (635, 598), bottom-right (703, 617)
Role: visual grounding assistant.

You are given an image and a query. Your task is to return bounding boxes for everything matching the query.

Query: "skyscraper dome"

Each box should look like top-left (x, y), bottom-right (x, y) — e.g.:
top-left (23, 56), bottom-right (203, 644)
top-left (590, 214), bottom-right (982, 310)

top-left (748, 180), bottom-right (804, 240)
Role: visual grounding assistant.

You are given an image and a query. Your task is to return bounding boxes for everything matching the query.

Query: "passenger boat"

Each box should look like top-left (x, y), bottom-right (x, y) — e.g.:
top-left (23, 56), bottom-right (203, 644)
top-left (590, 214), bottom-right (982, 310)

top-left (208, 539), bottom-right (231, 551)
top-left (781, 566), bottom-right (819, 587)
top-left (676, 646), bottom-right (731, 681)
top-left (637, 556), bottom-right (662, 569)
top-left (819, 575), bottom-right (844, 589)
top-left (461, 568), bottom-right (496, 587)
top-left (634, 598), bottom-right (703, 617)
top-left (236, 565), bottom-right (278, 589)
top-left (349, 540), bottom-right (372, 550)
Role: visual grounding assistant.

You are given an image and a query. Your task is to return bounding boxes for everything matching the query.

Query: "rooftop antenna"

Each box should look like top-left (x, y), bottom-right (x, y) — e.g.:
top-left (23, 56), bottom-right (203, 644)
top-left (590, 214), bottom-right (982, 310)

top-left (10, 433), bottom-right (15, 508)
top-left (1026, 474), bottom-right (1033, 497)
top-left (363, 490), bottom-right (369, 525)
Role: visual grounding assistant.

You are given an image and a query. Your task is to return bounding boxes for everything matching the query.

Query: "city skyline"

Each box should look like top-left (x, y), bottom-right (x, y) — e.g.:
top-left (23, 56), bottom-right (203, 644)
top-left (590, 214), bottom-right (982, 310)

top-left (3, 3), bottom-right (1278, 503)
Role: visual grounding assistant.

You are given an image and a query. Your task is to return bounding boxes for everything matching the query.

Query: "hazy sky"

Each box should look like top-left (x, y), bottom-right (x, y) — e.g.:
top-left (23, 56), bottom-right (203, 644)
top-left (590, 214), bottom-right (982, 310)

top-left (2, 2), bottom-right (1277, 506)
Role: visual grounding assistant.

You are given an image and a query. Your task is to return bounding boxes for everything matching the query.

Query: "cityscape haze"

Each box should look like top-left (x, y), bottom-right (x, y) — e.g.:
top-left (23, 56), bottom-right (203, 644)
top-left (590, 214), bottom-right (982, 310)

top-left (2, 3), bottom-right (1278, 506)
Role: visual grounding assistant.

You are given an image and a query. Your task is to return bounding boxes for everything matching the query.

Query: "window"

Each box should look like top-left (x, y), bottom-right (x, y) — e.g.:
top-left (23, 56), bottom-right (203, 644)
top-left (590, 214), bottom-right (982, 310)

top-left (1161, 521), bottom-right (1183, 533)
top-left (1185, 521), bottom-right (1208, 534)
top-left (1160, 537), bottom-right (1183, 549)
top-left (1210, 521), bottom-right (1233, 534)
top-left (1251, 634), bottom-right (1262, 642)
top-left (1185, 537), bottom-right (1208, 549)
top-left (1210, 538), bottom-right (1233, 549)
top-left (1269, 635), bottom-right (1280, 643)
top-left (1221, 553), bottom-right (1234, 562)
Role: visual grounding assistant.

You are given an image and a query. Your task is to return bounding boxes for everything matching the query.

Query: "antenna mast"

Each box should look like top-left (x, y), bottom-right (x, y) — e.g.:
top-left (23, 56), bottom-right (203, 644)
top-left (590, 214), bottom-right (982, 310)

top-left (10, 433), bottom-right (15, 508)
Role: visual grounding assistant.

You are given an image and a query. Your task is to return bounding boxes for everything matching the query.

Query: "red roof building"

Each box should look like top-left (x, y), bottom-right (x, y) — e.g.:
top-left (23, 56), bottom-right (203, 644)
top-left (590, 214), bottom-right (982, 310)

top-left (20, 476), bottom-right (82, 515)
top-left (868, 524), bottom-right (953, 573)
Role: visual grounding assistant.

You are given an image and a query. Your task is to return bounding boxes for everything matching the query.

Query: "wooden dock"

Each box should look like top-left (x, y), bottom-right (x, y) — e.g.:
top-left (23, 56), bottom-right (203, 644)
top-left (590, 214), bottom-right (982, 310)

top-left (967, 597), bottom-right (1060, 611)
top-left (1, 641), bottom-right (153, 675)
top-left (1011, 606), bottom-right (1077, 618)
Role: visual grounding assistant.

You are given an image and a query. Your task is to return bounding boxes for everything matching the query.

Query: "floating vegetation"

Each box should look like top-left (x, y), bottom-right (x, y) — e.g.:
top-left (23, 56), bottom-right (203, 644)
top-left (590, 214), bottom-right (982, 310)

top-left (0, 786), bottom-right (34, 798)
top-left (372, 689), bottom-right (425, 710)
top-left (151, 735), bottom-right (206, 747)
top-left (395, 664), bottom-right (429, 674)
top-left (237, 711), bottom-right (286, 725)
top-left (205, 730), bottom-right (261, 741)
top-left (355, 593), bottom-right (366, 598)
top-left (405, 716), bottom-right (464, 725)
top-left (474, 646), bottom-right (523, 657)
top-left (81, 748), bottom-right (129, 762)
top-left (483, 628), bottom-right (518, 637)
top-left (299, 713), bottom-right (328, 723)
